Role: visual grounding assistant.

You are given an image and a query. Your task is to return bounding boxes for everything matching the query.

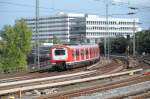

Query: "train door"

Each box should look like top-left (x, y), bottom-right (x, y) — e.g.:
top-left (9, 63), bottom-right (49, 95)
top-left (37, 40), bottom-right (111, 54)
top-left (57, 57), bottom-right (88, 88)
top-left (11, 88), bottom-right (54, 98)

top-left (73, 48), bottom-right (76, 62)
top-left (90, 48), bottom-right (93, 58)
top-left (86, 48), bottom-right (89, 60)
top-left (76, 49), bottom-right (80, 61)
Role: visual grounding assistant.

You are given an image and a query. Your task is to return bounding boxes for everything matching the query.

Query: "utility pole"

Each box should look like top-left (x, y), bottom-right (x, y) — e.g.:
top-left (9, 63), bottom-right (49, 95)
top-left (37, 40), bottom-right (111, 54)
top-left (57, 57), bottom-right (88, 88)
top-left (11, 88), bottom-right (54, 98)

top-left (106, 0), bottom-right (109, 59)
top-left (133, 19), bottom-right (136, 57)
top-left (104, 0), bottom-right (107, 58)
top-left (35, 0), bottom-right (40, 68)
top-left (128, 6), bottom-right (138, 57)
top-left (94, 0), bottom-right (109, 59)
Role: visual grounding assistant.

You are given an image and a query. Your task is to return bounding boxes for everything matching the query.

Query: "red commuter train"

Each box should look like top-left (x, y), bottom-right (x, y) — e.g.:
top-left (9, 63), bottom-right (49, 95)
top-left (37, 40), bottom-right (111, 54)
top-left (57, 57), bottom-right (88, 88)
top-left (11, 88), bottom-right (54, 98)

top-left (49, 44), bottom-right (100, 70)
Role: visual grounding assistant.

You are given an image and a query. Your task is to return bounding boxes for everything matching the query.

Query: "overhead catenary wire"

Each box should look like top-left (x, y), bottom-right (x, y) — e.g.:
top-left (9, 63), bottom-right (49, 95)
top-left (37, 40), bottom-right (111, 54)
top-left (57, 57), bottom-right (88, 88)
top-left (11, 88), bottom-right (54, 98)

top-left (0, 10), bottom-right (53, 13)
top-left (0, 1), bottom-right (149, 28)
top-left (0, 1), bottom-right (61, 11)
top-left (0, 1), bottom-right (91, 15)
top-left (111, 1), bottom-right (150, 10)
top-left (0, 1), bottom-right (150, 15)
top-left (0, 1), bottom-right (91, 13)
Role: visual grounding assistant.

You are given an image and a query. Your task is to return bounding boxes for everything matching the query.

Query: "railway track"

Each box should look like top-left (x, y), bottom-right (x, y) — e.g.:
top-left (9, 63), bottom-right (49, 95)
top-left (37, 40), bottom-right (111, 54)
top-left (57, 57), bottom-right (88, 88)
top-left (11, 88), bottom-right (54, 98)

top-left (143, 58), bottom-right (150, 65)
top-left (0, 70), bottom-right (96, 93)
top-left (137, 55), bottom-right (150, 65)
top-left (0, 58), bottom-right (125, 85)
top-left (0, 62), bottom-right (94, 84)
top-left (0, 64), bottom-right (94, 84)
top-left (37, 72), bottom-right (149, 99)
top-left (0, 69), bottom-right (142, 97)
top-left (0, 57), bottom-right (123, 84)
top-left (0, 57), bottom-right (131, 98)
top-left (107, 88), bottom-right (150, 99)
top-left (86, 58), bottom-right (127, 75)
top-left (128, 91), bottom-right (150, 99)
top-left (0, 72), bottom-right (53, 83)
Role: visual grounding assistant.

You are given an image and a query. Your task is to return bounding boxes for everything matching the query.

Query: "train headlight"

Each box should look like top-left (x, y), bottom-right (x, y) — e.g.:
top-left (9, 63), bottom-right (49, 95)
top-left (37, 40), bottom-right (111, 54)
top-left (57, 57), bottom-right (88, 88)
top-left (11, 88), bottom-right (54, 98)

top-left (47, 61), bottom-right (51, 65)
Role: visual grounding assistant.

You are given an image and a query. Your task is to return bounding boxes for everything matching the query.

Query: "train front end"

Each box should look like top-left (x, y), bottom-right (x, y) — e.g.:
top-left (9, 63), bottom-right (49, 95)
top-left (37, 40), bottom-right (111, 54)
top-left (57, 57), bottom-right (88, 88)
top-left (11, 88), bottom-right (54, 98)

top-left (49, 46), bottom-right (68, 70)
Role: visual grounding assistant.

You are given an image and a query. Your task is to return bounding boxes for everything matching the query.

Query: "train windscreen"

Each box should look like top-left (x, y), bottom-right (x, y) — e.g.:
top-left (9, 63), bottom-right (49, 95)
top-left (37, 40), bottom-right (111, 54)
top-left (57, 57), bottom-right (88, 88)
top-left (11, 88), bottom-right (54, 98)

top-left (55, 49), bottom-right (65, 56)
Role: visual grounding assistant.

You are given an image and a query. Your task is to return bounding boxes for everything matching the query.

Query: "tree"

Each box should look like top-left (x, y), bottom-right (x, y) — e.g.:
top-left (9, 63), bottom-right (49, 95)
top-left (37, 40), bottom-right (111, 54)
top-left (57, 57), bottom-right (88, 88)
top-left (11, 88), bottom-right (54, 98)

top-left (111, 37), bottom-right (128, 54)
top-left (0, 40), bottom-right (3, 72)
top-left (136, 29), bottom-right (150, 54)
top-left (0, 40), bottom-right (3, 54)
top-left (14, 20), bottom-right (32, 54)
top-left (0, 20), bottom-right (32, 73)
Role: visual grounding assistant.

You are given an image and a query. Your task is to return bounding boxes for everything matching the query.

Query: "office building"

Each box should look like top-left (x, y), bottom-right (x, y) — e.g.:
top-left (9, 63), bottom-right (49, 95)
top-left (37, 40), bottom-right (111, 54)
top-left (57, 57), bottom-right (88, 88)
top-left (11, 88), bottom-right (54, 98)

top-left (24, 12), bottom-right (141, 44)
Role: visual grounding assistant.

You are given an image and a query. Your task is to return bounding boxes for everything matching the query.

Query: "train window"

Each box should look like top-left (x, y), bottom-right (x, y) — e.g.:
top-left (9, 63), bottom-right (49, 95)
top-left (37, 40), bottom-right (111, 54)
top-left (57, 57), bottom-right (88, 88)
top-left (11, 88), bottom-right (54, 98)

top-left (90, 48), bottom-right (92, 54)
top-left (72, 49), bottom-right (76, 56)
top-left (95, 48), bottom-right (97, 55)
top-left (95, 48), bottom-right (96, 55)
top-left (81, 50), bottom-right (83, 55)
top-left (93, 49), bottom-right (94, 56)
top-left (96, 48), bottom-right (97, 56)
top-left (84, 49), bottom-right (86, 55)
top-left (55, 49), bottom-right (65, 56)
top-left (81, 49), bottom-right (84, 55)
top-left (93, 48), bottom-right (95, 56)
top-left (86, 49), bottom-right (88, 55)
top-left (76, 50), bottom-right (79, 56)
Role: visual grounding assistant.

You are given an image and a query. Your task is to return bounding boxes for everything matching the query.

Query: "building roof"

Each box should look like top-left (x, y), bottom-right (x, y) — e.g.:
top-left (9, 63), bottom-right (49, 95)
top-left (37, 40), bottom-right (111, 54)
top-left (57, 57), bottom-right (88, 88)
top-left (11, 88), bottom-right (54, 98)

top-left (22, 12), bottom-right (139, 21)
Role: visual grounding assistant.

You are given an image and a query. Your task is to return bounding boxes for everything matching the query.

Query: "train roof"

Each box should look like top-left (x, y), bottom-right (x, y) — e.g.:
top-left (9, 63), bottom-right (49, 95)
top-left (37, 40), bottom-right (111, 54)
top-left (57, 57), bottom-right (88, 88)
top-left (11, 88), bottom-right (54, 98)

top-left (52, 44), bottom-right (99, 49)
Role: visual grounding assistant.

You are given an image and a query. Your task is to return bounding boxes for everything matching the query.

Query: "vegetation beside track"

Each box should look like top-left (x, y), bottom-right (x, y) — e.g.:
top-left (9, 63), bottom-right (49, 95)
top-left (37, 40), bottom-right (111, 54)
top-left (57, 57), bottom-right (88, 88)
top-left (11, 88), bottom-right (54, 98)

top-left (99, 29), bottom-right (150, 55)
top-left (0, 19), bottom-right (32, 73)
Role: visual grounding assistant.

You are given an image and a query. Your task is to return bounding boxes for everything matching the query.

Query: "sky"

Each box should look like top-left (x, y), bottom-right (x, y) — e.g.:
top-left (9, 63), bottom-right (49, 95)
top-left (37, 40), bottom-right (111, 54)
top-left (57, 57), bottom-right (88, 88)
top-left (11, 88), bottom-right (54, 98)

top-left (0, 0), bottom-right (150, 29)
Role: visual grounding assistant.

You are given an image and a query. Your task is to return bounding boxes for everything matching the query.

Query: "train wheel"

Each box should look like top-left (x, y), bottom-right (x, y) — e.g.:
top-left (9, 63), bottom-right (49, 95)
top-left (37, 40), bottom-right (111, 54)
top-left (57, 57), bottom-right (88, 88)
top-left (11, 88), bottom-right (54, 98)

top-left (62, 62), bottom-right (67, 71)
top-left (52, 65), bottom-right (58, 71)
top-left (66, 65), bottom-right (72, 70)
top-left (57, 62), bottom-right (66, 71)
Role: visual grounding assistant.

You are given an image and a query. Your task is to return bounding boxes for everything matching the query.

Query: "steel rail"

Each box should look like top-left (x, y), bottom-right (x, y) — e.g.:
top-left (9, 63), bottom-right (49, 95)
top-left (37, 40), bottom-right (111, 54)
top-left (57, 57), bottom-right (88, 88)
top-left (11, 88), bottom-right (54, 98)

top-left (0, 69), bottom-right (142, 95)
top-left (0, 70), bottom-right (96, 88)
top-left (39, 74), bottom-right (149, 99)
